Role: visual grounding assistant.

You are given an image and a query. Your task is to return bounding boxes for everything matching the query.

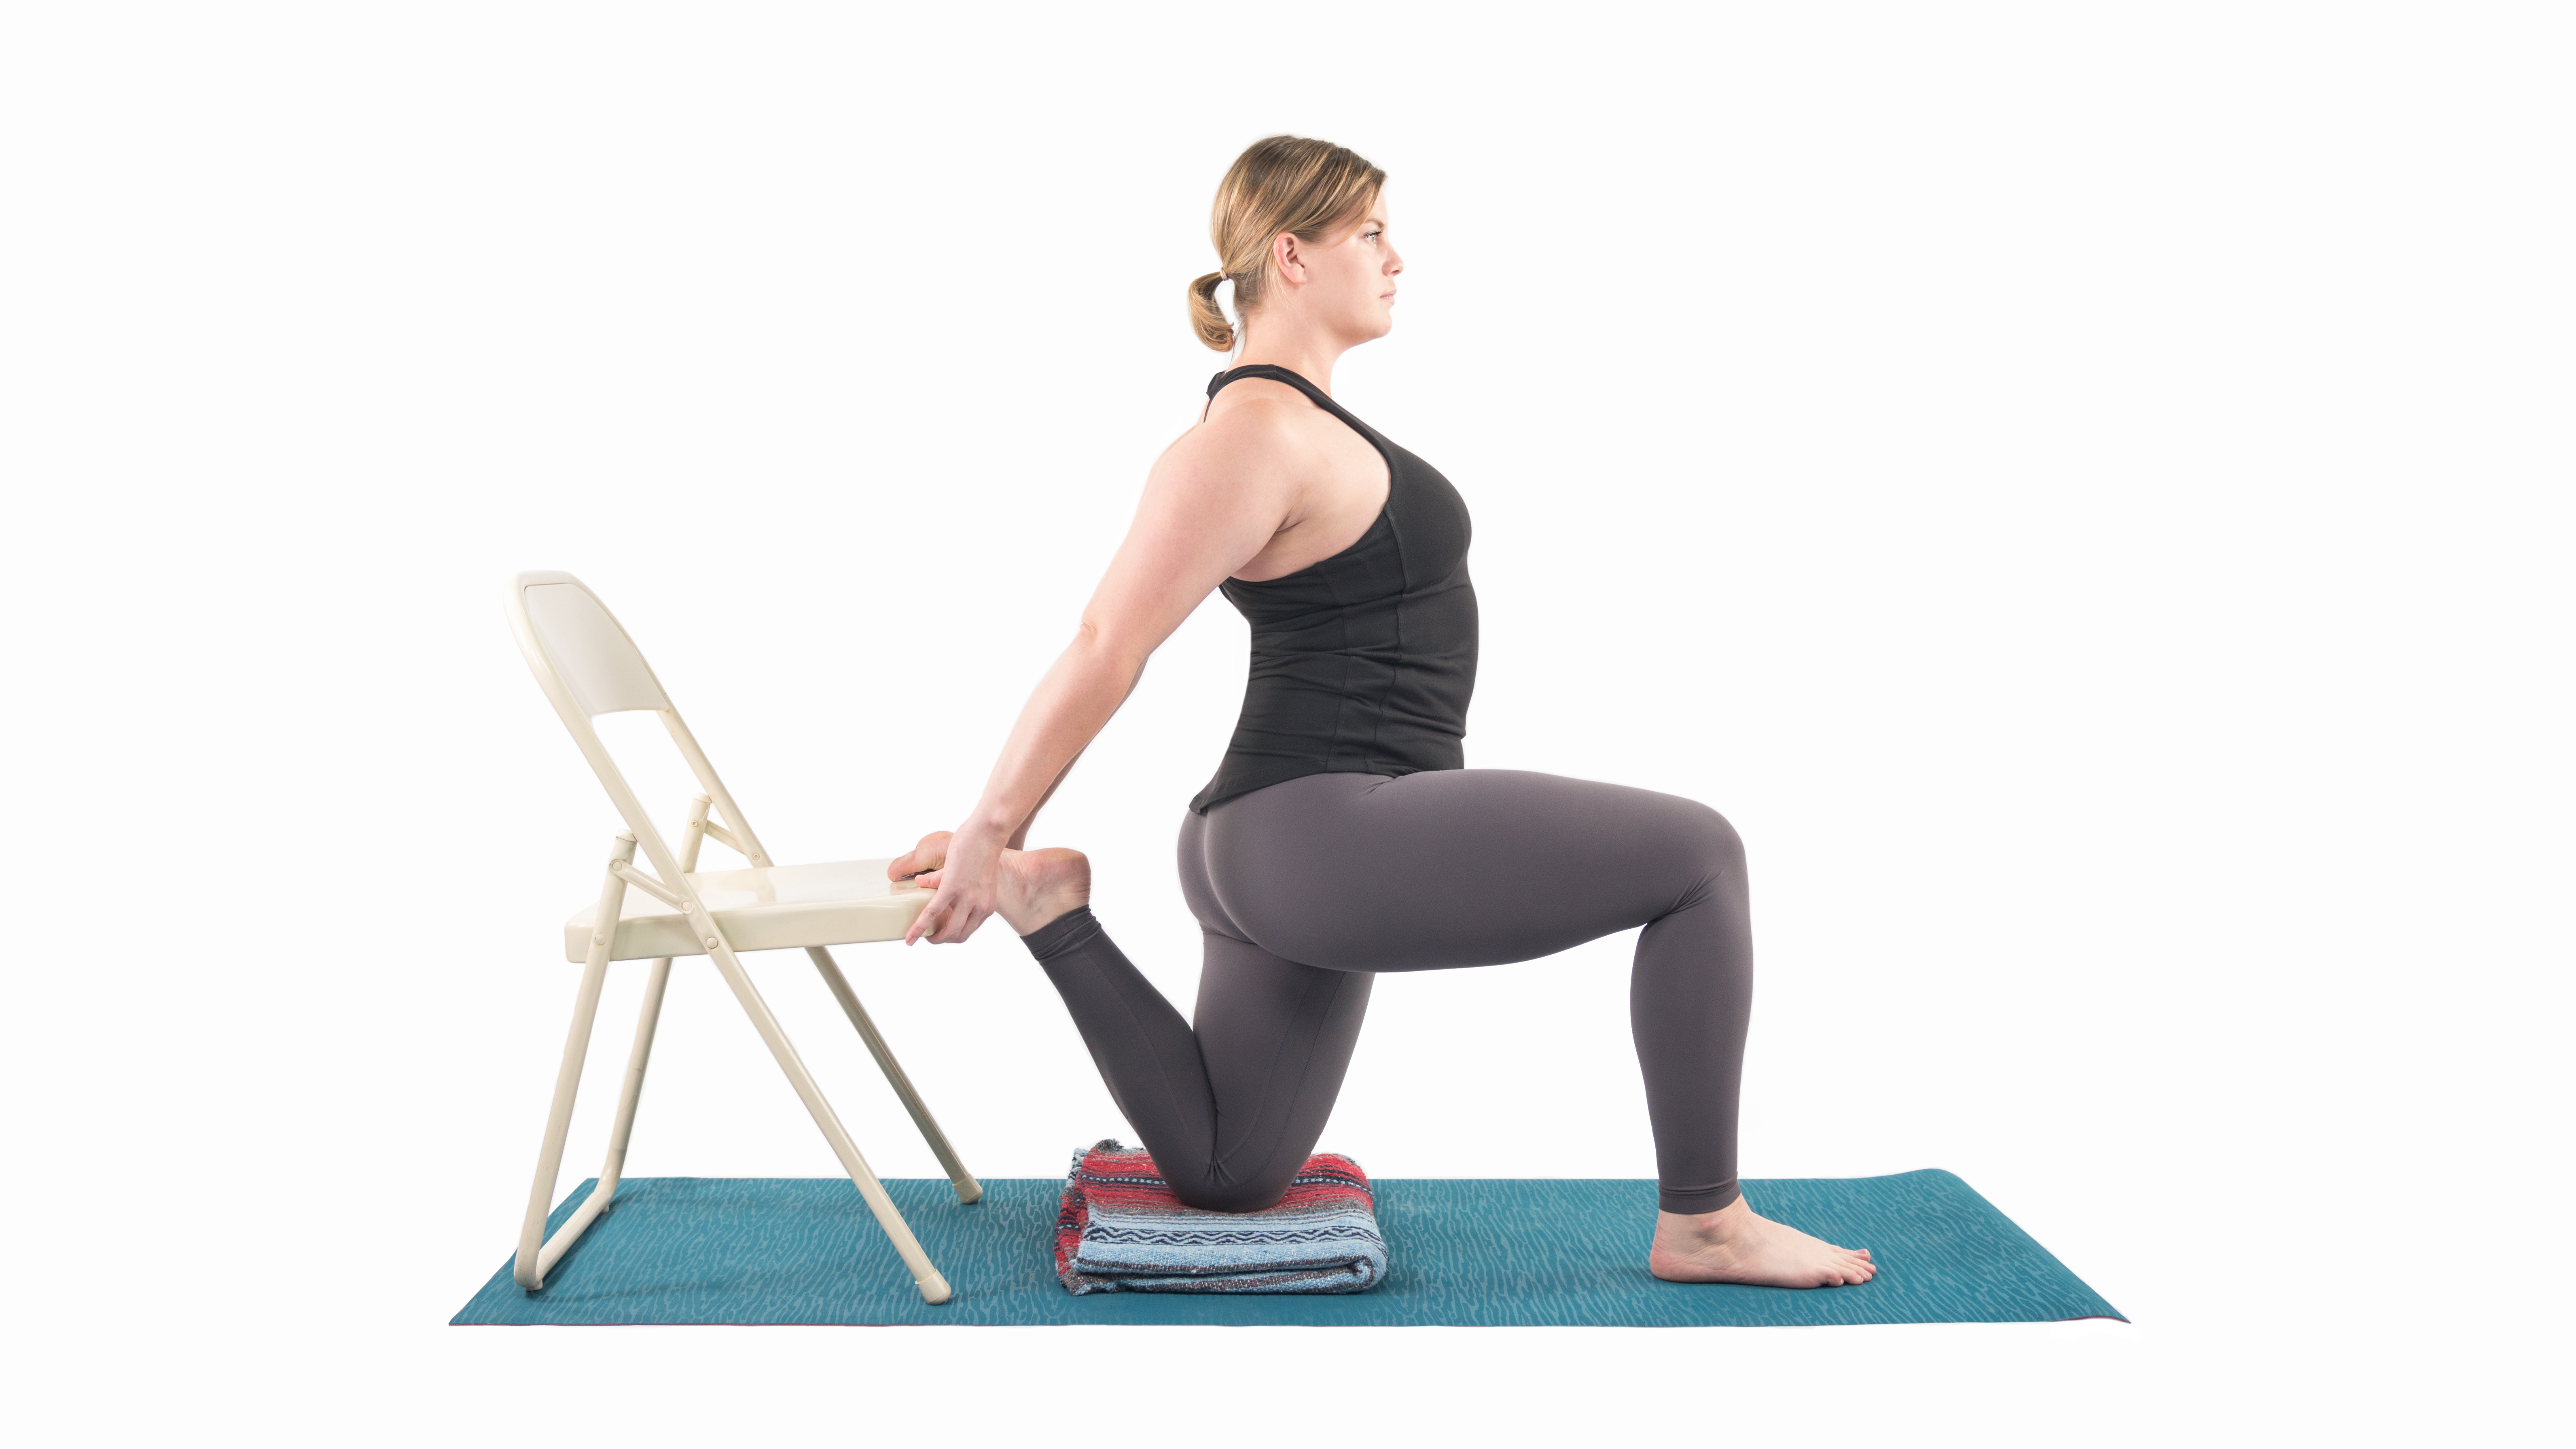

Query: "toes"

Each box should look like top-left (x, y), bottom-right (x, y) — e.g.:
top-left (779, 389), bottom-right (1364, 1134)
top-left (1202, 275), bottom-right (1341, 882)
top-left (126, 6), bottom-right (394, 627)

top-left (892, 831), bottom-right (952, 878)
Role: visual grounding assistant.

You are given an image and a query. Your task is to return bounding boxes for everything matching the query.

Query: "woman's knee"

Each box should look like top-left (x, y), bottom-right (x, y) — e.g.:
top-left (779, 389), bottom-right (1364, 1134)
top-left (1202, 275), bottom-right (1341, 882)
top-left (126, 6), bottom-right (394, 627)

top-left (1173, 1183), bottom-right (1288, 1214)
top-left (1166, 1164), bottom-right (1294, 1214)
top-left (1675, 799), bottom-right (1747, 893)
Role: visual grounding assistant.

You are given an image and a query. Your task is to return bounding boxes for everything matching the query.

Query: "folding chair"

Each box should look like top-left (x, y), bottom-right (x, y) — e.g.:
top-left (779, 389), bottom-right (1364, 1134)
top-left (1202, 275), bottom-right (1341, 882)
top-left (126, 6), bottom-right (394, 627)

top-left (502, 570), bottom-right (977, 1304)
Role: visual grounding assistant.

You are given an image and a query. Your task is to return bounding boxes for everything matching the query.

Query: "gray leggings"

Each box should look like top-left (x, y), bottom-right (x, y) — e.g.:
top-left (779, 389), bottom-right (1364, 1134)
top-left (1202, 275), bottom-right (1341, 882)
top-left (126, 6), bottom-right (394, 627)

top-left (1019, 769), bottom-right (1752, 1215)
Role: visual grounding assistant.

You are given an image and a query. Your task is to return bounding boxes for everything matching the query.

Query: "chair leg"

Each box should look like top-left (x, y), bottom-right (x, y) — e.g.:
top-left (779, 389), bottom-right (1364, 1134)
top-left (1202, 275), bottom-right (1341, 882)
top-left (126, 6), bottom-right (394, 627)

top-left (806, 946), bottom-right (982, 1205)
top-left (584, 790), bottom-right (699, 1208)
top-left (515, 833), bottom-right (636, 1291)
top-left (700, 933), bottom-right (953, 1305)
top-left (591, 954), bottom-right (674, 1208)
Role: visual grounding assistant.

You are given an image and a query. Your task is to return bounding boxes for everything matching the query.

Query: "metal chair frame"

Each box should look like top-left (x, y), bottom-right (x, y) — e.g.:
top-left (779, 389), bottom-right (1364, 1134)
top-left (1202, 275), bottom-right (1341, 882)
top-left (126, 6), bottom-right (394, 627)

top-left (503, 570), bottom-right (975, 1305)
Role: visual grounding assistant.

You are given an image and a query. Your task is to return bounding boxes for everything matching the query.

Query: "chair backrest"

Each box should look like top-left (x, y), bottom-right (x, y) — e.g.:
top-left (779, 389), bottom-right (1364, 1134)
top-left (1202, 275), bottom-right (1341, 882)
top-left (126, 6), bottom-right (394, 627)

top-left (506, 571), bottom-right (774, 885)
top-left (516, 574), bottom-right (672, 717)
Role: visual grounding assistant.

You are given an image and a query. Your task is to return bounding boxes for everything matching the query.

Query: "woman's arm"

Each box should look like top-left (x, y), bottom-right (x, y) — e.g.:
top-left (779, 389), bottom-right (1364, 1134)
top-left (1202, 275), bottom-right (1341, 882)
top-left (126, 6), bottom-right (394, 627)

top-left (898, 404), bottom-right (1308, 945)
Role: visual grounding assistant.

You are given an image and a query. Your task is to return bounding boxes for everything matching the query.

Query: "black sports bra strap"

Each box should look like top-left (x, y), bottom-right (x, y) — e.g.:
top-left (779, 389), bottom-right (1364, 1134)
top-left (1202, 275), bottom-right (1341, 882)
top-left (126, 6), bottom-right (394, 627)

top-left (1203, 364), bottom-right (1372, 437)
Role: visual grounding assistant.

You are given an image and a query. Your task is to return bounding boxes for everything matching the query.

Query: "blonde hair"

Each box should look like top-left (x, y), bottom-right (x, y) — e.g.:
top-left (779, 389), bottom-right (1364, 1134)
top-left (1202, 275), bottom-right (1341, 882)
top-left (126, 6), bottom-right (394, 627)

top-left (1188, 135), bottom-right (1387, 352)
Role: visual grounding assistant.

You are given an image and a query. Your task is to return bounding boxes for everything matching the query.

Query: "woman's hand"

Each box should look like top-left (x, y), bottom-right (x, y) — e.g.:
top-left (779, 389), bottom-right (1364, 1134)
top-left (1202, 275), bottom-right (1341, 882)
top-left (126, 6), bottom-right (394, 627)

top-left (883, 399), bottom-right (1300, 950)
top-left (892, 826), bottom-right (1005, 945)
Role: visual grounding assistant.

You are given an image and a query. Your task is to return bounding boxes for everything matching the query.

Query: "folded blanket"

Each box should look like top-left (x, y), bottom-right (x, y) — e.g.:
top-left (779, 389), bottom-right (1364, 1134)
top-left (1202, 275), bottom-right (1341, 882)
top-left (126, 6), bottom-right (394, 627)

top-left (1054, 1140), bottom-right (1388, 1295)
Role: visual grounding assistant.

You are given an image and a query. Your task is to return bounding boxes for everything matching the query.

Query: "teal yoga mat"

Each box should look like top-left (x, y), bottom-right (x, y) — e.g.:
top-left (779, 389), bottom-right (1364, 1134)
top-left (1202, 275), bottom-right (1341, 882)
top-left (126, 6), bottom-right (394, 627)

top-left (452, 1171), bottom-right (2121, 1327)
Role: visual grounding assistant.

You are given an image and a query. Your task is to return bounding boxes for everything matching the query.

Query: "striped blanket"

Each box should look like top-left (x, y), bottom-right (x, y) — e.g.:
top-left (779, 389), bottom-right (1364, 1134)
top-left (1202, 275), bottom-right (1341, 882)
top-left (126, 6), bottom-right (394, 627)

top-left (1054, 1140), bottom-right (1388, 1295)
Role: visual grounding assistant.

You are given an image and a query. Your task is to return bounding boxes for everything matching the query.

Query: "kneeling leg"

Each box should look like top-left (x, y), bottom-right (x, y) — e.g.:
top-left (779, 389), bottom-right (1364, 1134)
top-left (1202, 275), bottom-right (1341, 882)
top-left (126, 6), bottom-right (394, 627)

top-left (1022, 909), bottom-right (1370, 1212)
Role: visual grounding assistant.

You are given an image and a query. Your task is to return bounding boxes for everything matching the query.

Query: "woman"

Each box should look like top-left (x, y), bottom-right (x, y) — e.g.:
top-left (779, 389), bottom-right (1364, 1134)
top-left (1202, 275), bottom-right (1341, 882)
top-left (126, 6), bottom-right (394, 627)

top-left (893, 135), bottom-right (1874, 1288)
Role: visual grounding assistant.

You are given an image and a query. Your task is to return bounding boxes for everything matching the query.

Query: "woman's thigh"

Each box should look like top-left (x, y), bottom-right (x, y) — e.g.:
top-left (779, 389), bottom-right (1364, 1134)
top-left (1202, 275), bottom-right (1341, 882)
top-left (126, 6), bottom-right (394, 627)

top-left (1187, 929), bottom-right (1374, 1201)
top-left (1193, 769), bottom-right (1743, 972)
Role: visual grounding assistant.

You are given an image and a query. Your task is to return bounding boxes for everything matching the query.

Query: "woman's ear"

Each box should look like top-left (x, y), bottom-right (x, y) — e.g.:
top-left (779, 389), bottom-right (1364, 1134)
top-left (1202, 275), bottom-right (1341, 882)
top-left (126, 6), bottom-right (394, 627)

top-left (1271, 230), bottom-right (1307, 287)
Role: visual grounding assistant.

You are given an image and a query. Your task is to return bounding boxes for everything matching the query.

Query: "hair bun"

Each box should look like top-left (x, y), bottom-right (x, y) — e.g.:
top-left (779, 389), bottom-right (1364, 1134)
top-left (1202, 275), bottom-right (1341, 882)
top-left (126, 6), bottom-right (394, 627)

top-left (1188, 270), bottom-right (1235, 352)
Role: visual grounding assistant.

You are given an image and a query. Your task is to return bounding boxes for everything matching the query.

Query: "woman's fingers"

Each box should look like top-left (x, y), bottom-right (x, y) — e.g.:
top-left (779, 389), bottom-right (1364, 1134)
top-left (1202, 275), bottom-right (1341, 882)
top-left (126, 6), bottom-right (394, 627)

top-left (910, 890), bottom-right (989, 946)
top-left (934, 902), bottom-right (990, 945)
top-left (907, 877), bottom-right (960, 945)
top-left (896, 828), bottom-right (999, 944)
top-left (920, 894), bottom-right (996, 945)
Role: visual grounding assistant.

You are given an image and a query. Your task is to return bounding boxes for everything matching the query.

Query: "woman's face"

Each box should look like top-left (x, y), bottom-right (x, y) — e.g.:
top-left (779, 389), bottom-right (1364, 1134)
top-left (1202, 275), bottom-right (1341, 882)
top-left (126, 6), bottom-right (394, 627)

top-left (1288, 199), bottom-right (1402, 342)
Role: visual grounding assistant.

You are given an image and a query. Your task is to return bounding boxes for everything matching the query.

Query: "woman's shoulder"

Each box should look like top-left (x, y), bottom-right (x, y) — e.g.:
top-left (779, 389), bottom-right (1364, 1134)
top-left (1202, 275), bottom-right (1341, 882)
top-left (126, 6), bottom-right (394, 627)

top-left (1203, 372), bottom-right (1313, 416)
top-left (1162, 383), bottom-right (1325, 479)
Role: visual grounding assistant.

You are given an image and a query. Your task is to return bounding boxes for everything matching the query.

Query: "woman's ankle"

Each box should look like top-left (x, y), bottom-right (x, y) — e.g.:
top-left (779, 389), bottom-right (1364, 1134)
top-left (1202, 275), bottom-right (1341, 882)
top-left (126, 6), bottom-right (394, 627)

top-left (1657, 1197), bottom-right (1752, 1243)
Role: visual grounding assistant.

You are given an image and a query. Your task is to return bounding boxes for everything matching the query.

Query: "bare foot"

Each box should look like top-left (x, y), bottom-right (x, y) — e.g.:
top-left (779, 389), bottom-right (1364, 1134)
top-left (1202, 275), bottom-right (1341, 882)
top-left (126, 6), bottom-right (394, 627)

top-left (1648, 1197), bottom-right (1877, 1288)
top-left (993, 845), bottom-right (1091, 936)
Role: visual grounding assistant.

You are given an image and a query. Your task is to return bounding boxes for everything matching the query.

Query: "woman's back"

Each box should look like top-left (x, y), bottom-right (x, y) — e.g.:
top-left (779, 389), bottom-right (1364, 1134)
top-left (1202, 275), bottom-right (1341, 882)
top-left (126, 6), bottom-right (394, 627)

top-left (1191, 364), bottom-right (1479, 814)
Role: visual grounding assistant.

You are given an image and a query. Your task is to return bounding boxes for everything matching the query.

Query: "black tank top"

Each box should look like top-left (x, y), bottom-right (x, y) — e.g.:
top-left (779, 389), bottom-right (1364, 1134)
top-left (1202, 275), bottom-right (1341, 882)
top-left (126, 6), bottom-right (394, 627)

top-left (1191, 364), bottom-right (1479, 813)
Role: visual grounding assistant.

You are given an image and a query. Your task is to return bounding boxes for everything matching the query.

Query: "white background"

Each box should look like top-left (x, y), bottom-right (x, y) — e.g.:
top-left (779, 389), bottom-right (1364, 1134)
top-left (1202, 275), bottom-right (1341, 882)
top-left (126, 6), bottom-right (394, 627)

top-left (4, 2), bottom-right (2567, 1443)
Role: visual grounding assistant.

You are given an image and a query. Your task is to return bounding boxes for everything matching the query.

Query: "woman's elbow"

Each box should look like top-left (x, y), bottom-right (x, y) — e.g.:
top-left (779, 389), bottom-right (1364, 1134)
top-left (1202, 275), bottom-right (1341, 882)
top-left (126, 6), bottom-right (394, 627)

top-left (1071, 617), bottom-right (1155, 678)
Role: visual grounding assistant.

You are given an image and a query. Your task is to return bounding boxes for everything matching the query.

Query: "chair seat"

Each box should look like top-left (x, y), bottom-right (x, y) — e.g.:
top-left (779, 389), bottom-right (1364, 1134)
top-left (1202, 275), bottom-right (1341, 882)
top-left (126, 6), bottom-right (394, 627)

top-left (566, 858), bottom-right (930, 962)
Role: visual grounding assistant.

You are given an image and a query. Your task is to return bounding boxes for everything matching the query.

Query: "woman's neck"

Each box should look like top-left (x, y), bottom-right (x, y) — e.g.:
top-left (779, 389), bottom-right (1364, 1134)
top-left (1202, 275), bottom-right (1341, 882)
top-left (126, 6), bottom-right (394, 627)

top-left (1232, 326), bottom-right (1349, 395)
